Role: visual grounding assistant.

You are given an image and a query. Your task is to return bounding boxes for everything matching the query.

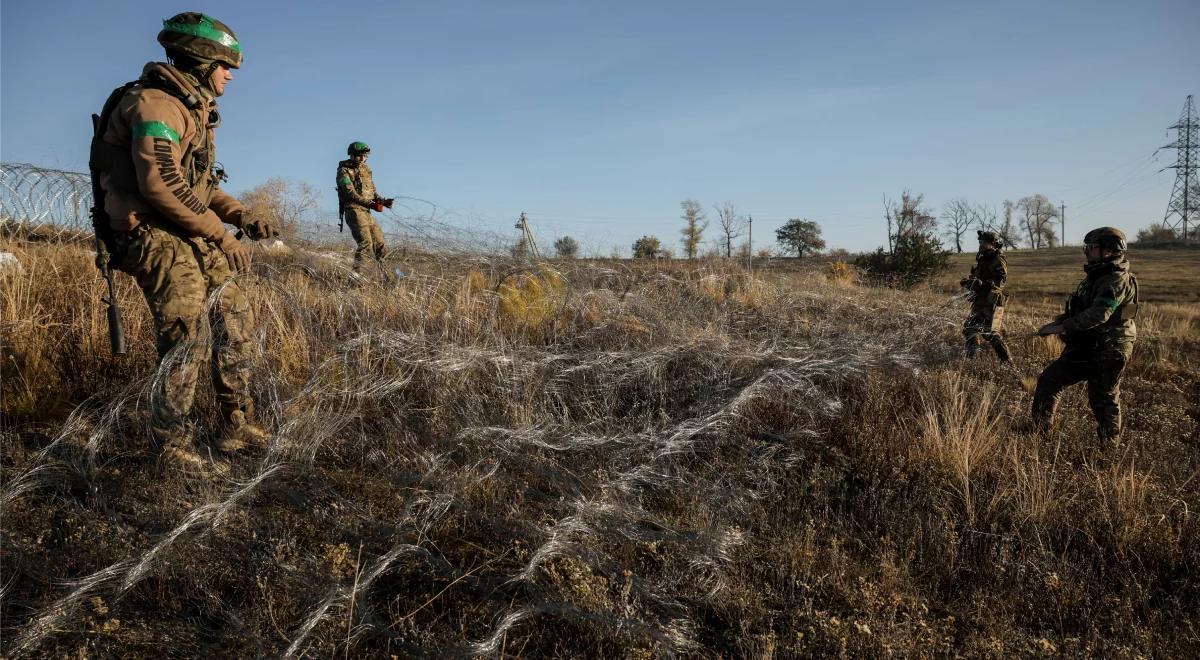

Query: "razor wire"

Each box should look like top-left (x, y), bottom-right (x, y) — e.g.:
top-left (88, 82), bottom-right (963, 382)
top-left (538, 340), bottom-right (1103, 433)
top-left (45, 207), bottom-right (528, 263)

top-left (1, 161), bottom-right (517, 255)
top-left (0, 162), bottom-right (93, 239)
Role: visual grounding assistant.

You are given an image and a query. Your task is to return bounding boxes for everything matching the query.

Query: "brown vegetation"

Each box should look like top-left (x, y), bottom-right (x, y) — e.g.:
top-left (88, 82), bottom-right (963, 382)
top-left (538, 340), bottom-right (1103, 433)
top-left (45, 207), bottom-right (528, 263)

top-left (2, 237), bottom-right (1198, 657)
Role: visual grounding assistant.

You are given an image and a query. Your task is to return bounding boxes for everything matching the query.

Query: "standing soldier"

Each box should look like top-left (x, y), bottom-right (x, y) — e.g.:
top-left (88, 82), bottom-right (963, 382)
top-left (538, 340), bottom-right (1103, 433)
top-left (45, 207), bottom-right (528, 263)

top-left (336, 142), bottom-right (394, 271)
top-left (960, 230), bottom-right (1011, 361)
top-left (1032, 227), bottom-right (1139, 443)
top-left (90, 12), bottom-right (277, 473)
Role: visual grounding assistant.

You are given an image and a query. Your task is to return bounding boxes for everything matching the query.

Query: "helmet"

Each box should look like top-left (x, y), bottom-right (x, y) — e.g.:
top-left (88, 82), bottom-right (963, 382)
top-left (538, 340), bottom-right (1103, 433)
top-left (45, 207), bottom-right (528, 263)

top-left (1083, 226), bottom-right (1127, 253)
top-left (976, 230), bottom-right (1002, 248)
top-left (158, 13), bottom-right (243, 69)
top-left (347, 141), bottom-right (371, 156)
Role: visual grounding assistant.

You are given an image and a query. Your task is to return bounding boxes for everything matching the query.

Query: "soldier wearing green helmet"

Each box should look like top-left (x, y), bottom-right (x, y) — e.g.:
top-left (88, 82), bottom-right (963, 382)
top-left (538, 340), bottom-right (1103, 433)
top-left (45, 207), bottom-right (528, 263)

top-left (90, 12), bottom-right (276, 475)
top-left (337, 142), bottom-right (395, 271)
top-left (960, 229), bottom-right (1012, 361)
top-left (1032, 227), bottom-right (1139, 443)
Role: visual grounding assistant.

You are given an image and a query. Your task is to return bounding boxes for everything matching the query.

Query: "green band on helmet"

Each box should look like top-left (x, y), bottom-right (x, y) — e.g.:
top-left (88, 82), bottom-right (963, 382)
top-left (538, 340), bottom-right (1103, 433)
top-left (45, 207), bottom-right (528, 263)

top-left (162, 16), bottom-right (243, 53)
top-left (133, 120), bottom-right (181, 144)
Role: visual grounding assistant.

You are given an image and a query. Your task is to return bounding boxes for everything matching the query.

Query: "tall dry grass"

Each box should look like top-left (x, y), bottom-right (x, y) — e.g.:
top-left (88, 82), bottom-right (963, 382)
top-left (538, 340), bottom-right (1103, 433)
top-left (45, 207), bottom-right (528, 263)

top-left (2, 238), bottom-right (1198, 657)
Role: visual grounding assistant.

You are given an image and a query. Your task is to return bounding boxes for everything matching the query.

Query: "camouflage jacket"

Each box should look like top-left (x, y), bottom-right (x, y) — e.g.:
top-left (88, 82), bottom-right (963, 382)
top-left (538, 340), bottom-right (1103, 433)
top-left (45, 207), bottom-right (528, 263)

top-left (92, 62), bottom-right (243, 242)
top-left (964, 249), bottom-right (1007, 306)
top-left (1058, 256), bottom-right (1138, 348)
top-left (336, 159), bottom-right (378, 211)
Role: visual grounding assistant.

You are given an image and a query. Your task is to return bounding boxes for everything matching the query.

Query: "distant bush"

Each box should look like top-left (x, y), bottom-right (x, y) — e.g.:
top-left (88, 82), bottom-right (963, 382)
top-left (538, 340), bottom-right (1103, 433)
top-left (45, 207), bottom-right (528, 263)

top-left (854, 233), bottom-right (952, 287)
top-left (553, 236), bottom-right (579, 259)
top-left (1134, 223), bottom-right (1197, 249)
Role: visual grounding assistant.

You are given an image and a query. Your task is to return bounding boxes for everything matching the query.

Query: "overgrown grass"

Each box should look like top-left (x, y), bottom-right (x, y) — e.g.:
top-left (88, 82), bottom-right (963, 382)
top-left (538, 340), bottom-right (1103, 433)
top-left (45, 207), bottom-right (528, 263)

top-left (2, 238), bottom-right (1197, 657)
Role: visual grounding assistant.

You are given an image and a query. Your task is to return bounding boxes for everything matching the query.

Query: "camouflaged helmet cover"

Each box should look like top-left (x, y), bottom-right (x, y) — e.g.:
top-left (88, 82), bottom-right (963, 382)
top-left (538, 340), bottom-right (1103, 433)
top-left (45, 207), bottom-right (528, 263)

top-left (158, 13), bottom-right (243, 69)
top-left (1083, 226), bottom-right (1127, 252)
top-left (977, 230), bottom-right (1003, 248)
top-left (348, 141), bottom-right (371, 156)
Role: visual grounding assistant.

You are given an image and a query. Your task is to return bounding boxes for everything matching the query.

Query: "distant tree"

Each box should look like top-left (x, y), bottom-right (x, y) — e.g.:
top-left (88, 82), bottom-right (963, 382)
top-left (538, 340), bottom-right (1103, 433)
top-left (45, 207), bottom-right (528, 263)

top-left (854, 233), bottom-right (953, 288)
top-left (941, 198), bottom-right (974, 253)
top-left (883, 190), bottom-right (937, 252)
top-left (553, 236), bottom-right (579, 259)
top-left (1135, 222), bottom-right (1183, 246)
top-left (237, 177), bottom-right (318, 240)
top-left (997, 200), bottom-right (1021, 248)
top-left (713, 202), bottom-right (745, 258)
top-left (679, 199), bottom-right (708, 259)
top-left (632, 235), bottom-right (663, 259)
top-left (775, 218), bottom-right (826, 257)
top-left (1017, 194), bottom-right (1059, 249)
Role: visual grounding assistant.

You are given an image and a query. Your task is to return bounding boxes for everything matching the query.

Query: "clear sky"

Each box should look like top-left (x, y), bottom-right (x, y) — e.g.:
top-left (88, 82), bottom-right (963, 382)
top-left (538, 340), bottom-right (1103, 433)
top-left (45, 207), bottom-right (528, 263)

top-left (2, 1), bottom-right (1196, 255)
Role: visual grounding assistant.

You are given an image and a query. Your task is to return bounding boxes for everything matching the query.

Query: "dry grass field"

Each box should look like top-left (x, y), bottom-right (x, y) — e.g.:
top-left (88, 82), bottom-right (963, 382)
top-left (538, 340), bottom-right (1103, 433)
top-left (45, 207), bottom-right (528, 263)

top-left (2, 238), bottom-right (1198, 657)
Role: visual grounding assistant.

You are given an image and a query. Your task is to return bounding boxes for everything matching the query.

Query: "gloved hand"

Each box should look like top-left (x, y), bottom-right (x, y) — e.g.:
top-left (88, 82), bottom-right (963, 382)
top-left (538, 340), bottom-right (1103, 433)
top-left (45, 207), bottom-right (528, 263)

top-left (234, 208), bottom-right (279, 241)
top-left (382, 197), bottom-right (394, 209)
top-left (371, 199), bottom-right (385, 212)
top-left (243, 217), bottom-right (279, 241)
top-left (218, 231), bottom-right (251, 274)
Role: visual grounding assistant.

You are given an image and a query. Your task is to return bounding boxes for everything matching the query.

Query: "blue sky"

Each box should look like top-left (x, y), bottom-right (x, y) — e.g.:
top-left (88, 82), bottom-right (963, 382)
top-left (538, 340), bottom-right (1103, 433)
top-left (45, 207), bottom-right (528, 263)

top-left (2, 1), bottom-right (1196, 255)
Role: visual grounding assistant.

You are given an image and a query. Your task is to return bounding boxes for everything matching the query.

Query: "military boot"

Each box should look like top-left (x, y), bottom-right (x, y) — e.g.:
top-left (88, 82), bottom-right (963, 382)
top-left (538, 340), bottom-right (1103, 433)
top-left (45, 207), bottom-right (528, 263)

top-left (216, 410), bottom-right (268, 453)
top-left (159, 445), bottom-right (228, 478)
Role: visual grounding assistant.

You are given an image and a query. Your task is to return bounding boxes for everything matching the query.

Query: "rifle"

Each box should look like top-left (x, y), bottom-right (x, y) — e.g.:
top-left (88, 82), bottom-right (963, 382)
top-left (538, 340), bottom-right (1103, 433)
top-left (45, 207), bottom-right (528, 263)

top-left (337, 192), bottom-right (345, 233)
top-left (89, 113), bottom-right (127, 356)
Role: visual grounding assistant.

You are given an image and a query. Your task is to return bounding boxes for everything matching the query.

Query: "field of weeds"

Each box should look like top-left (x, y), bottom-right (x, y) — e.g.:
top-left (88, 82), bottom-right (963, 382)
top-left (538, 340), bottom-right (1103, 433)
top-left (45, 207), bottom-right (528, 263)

top-left (2, 238), bottom-right (1198, 657)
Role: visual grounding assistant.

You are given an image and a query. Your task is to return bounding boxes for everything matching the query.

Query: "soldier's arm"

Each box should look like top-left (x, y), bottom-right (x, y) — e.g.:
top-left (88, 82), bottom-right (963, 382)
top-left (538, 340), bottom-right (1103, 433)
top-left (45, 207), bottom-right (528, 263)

top-left (207, 187), bottom-right (245, 226)
top-left (1060, 277), bottom-right (1124, 333)
top-left (126, 93), bottom-right (228, 241)
top-left (337, 167), bottom-right (373, 206)
top-left (987, 256), bottom-right (1008, 289)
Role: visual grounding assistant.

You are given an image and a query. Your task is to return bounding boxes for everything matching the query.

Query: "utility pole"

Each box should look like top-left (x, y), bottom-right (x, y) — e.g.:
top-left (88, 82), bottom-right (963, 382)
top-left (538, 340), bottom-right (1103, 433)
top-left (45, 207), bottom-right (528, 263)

top-left (746, 214), bottom-right (753, 273)
top-left (1162, 95), bottom-right (1199, 241)
top-left (1060, 202), bottom-right (1066, 246)
top-left (514, 212), bottom-right (541, 260)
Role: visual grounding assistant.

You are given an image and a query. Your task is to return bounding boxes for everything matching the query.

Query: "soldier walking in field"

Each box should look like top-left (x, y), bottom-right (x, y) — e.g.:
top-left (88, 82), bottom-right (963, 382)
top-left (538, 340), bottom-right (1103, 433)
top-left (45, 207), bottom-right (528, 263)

top-left (336, 142), bottom-right (394, 271)
top-left (90, 12), bottom-right (277, 473)
top-left (960, 230), bottom-right (1012, 361)
top-left (1032, 227), bottom-right (1139, 443)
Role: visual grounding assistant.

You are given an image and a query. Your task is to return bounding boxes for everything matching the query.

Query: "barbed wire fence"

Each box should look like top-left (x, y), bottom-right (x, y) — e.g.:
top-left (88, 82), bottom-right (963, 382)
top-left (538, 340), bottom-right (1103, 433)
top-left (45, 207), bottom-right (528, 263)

top-left (0, 162), bottom-right (94, 241)
top-left (1, 161), bottom-right (518, 256)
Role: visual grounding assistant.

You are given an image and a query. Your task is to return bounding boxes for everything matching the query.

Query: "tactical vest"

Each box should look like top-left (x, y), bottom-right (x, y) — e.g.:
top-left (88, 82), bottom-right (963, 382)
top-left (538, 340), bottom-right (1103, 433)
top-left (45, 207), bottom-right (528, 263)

top-left (90, 73), bottom-right (221, 210)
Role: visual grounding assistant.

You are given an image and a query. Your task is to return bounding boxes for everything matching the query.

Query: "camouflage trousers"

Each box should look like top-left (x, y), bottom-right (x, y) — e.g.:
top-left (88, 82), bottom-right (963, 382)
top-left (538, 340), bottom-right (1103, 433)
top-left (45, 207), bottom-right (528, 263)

top-left (1032, 342), bottom-right (1133, 441)
top-left (119, 224), bottom-right (255, 447)
top-left (962, 303), bottom-right (1010, 361)
top-left (345, 207), bottom-right (385, 269)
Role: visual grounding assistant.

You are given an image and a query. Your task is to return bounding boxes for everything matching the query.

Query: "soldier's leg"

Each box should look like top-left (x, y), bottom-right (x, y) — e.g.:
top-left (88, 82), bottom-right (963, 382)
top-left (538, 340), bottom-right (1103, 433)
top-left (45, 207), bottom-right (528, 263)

top-left (962, 309), bottom-right (985, 357)
top-left (1087, 345), bottom-right (1132, 442)
top-left (122, 226), bottom-right (208, 448)
top-left (345, 208), bottom-right (373, 270)
top-left (197, 242), bottom-right (268, 452)
top-left (986, 332), bottom-right (1011, 362)
top-left (368, 215), bottom-right (386, 260)
top-left (1031, 352), bottom-right (1089, 431)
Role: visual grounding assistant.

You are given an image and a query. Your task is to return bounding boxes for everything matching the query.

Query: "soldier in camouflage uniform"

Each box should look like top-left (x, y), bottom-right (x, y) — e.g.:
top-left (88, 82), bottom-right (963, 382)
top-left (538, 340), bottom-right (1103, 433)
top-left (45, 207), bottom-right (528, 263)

top-left (336, 142), bottom-right (394, 270)
top-left (91, 13), bottom-right (277, 473)
top-left (960, 230), bottom-right (1011, 361)
top-left (1032, 227), bottom-right (1139, 442)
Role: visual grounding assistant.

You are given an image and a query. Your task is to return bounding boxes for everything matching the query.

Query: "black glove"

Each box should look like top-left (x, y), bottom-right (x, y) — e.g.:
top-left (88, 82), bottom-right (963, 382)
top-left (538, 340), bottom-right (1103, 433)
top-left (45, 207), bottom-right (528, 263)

top-left (382, 197), bottom-right (394, 209)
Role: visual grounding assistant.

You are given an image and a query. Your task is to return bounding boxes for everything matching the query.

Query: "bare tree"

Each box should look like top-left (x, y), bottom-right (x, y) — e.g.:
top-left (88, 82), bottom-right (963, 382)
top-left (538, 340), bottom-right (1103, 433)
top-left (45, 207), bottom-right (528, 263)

top-left (679, 199), bottom-right (708, 259)
top-left (884, 190), bottom-right (937, 252)
top-left (1017, 194), bottom-right (1059, 249)
top-left (237, 177), bottom-right (319, 240)
top-left (712, 202), bottom-right (744, 258)
top-left (996, 199), bottom-right (1021, 248)
top-left (941, 198), bottom-right (974, 253)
